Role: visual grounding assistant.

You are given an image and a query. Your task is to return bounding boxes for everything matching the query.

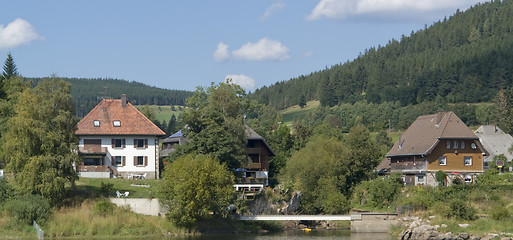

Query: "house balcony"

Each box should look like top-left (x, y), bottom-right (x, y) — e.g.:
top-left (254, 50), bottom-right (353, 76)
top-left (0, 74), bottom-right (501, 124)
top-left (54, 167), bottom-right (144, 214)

top-left (79, 146), bottom-right (107, 155)
top-left (391, 161), bottom-right (426, 172)
top-left (79, 165), bottom-right (110, 172)
top-left (244, 162), bottom-right (262, 170)
top-left (235, 177), bottom-right (266, 185)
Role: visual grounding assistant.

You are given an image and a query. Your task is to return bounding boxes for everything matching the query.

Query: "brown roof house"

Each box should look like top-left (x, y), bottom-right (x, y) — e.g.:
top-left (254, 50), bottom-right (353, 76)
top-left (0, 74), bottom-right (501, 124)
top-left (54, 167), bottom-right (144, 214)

top-left (75, 95), bottom-right (166, 179)
top-left (160, 125), bottom-right (275, 197)
top-left (386, 111), bottom-right (488, 186)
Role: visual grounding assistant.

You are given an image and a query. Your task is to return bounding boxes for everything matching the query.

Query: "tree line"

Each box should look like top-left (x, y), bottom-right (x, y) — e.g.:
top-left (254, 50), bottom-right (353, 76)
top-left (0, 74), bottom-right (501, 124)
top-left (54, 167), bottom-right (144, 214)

top-left (30, 77), bottom-right (193, 117)
top-left (250, 0), bottom-right (513, 109)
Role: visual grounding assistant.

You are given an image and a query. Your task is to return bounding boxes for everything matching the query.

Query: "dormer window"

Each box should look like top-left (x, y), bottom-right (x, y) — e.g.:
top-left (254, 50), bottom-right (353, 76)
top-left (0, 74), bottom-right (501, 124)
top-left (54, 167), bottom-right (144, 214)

top-left (113, 120), bottom-right (121, 127)
top-left (93, 120), bottom-right (100, 127)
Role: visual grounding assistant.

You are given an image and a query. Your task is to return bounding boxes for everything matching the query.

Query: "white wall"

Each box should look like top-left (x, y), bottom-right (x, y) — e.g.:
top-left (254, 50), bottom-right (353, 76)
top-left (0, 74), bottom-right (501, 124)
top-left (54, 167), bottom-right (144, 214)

top-left (79, 135), bottom-right (159, 178)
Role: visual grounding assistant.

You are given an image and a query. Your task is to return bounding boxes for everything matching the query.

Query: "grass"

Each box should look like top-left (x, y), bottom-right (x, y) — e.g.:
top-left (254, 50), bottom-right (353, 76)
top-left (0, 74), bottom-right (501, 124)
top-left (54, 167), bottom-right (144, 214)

top-left (281, 100), bottom-right (320, 125)
top-left (75, 177), bottom-right (161, 199)
top-left (135, 105), bottom-right (183, 123)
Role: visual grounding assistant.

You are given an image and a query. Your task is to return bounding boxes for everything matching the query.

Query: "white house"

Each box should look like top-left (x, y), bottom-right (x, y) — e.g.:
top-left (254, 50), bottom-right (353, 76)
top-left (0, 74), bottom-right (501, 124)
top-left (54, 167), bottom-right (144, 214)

top-left (75, 95), bottom-right (166, 179)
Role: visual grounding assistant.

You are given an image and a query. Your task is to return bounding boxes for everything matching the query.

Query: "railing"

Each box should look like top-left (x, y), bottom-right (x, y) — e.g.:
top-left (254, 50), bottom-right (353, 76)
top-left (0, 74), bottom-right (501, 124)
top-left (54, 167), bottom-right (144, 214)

top-left (235, 177), bottom-right (266, 185)
top-left (79, 146), bottom-right (107, 154)
top-left (244, 163), bottom-right (262, 169)
top-left (80, 165), bottom-right (110, 172)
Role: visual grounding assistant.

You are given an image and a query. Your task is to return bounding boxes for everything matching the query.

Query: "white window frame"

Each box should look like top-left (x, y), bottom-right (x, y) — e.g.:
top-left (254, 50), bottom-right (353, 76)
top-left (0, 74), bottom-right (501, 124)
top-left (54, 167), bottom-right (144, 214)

top-left (113, 156), bottom-right (122, 166)
top-left (453, 141), bottom-right (458, 149)
top-left (439, 156), bottom-right (447, 166)
top-left (464, 156), bottom-right (472, 166)
top-left (93, 120), bottom-right (100, 127)
top-left (464, 175), bottom-right (472, 183)
top-left (113, 120), bottom-right (121, 127)
top-left (136, 156), bottom-right (145, 166)
top-left (446, 140), bottom-right (451, 149)
top-left (417, 175), bottom-right (424, 184)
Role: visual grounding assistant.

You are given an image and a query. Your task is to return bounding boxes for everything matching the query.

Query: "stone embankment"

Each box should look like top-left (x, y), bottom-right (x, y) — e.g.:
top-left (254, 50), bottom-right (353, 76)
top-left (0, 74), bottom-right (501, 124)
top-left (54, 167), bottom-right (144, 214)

top-left (398, 216), bottom-right (513, 240)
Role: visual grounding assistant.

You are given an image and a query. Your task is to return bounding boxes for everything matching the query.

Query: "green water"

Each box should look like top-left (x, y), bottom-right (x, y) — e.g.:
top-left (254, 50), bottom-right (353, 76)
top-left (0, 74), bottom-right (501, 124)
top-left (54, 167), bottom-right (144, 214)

top-left (166, 230), bottom-right (391, 240)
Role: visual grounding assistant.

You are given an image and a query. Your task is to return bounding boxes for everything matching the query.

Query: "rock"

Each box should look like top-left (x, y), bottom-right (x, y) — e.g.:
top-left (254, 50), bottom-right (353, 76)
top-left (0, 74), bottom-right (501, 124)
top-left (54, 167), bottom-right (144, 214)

top-left (488, 233), bottom-right (499, 238)
top-left (459, 223), bottom-right (470, 228)
top-left (500, 237), bottom-right (511, 240)
top-left (429, 215), bottom-right (436, 219)
top-left (441, 224), bottom-right (448, 228)
top-left (284, 191), bottom-right (301, 213)
top-left (459, 232), bottom-right (470, 240)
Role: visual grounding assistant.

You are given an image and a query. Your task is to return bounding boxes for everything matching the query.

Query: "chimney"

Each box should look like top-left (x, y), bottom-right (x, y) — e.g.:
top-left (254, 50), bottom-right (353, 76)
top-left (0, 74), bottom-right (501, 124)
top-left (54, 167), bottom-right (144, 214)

top-left (121, 94), bottom-right (127, 108)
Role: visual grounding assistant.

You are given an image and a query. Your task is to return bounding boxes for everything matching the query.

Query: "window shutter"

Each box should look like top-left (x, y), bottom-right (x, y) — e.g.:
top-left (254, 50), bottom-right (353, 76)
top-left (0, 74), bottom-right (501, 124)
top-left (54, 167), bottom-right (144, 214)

top-left (134, 139), bottom-right (137, 148)
top-left (133, 156), bottom-right (137, 166)
top-left (145, 139), bottom-right (148, 148)
top-left (122, 139), bottom-right (126, 148)
top-left (122, 156), bottom-right (126, 166)
top-left (111, 139), bottom-right (115, 148)
top-left (144, 156), bottom-right (148, 166)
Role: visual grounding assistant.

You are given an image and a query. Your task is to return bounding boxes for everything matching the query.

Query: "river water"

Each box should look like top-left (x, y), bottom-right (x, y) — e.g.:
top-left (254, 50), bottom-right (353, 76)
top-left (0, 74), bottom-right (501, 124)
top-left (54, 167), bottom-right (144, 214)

top-left (168, 230), bottom-right (392, 240)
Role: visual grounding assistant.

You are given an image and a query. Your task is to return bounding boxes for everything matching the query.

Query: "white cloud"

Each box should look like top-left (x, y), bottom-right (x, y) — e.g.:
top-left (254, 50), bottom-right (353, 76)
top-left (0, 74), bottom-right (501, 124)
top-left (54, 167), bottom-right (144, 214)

top-left (232, 38), bottom-right (289, 61)
top-left (226, 74), bottom-right (255, 91)
top-left (213, 42), bottom-right (230, 62)
top-left (307, 0), bottom-right (486, 20)
top-left (304, 51), bottom-right (313, 57)
top-left (260, 2), bottom-right (286, 22)
top-left (0, 18), bottom-right (42, 49)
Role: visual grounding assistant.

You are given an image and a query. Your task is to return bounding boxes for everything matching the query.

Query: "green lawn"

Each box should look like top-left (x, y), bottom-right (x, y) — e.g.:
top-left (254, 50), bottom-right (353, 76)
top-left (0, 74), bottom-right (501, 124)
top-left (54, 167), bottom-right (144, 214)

top-left (135, 105), bottom-right (183, 123)
top-left (281, 100), bottom-right (320, 125)
top-left (75, 177), bottom-right (161, 199)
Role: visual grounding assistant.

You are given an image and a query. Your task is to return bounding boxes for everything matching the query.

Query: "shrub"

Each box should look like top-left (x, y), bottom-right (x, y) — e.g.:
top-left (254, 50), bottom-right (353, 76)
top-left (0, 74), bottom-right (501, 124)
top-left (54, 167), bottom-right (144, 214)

top-left (0, 178), bottom-right (14, 204)
top-left (490, 205), bottom-right (511, 220)
top-left (3, 195), bottom-right (51, 225)
top-left (94, 198), bottom-right (114, 216)
top-left (100, 182), bottom-right (114, 196)
top-left (435, 170), bottom-right (447, 187)
top-left (443, 199), bottom-right (476, 221)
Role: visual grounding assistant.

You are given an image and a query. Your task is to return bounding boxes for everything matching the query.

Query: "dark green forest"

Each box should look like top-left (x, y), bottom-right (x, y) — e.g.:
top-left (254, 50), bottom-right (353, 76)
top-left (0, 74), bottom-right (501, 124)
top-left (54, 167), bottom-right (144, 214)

top-left (250, 0), bottom-right (513, 109)
top-left (30, 77), bottom-right (192, 117)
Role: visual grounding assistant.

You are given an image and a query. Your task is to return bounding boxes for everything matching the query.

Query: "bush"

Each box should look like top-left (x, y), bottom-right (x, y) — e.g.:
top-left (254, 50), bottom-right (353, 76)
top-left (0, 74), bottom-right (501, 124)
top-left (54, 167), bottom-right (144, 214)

top-left (94, 198), bottom-right (114, 216)
top-left (490, 205), bottom-right (511, 220)
top-left (3, 195), bottom-right (51, 225)
top-left (443, 199), bottom-right (476, 221)
top-left (0, 178), bottom-right (14, 204)
top-left (100, 182), bottom-right (114, 196)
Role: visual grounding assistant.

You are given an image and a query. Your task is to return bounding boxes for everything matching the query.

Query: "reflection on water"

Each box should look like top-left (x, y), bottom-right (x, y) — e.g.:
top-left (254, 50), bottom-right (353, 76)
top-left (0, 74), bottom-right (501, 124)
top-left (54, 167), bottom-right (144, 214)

top-left (168, 230), bottom-right (391, 240)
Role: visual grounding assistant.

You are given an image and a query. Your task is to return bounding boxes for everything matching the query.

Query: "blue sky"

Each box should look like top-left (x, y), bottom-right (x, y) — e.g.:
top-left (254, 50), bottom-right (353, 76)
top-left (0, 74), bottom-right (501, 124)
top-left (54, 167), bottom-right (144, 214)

top-left (0, 0), bottom-right (488, 92)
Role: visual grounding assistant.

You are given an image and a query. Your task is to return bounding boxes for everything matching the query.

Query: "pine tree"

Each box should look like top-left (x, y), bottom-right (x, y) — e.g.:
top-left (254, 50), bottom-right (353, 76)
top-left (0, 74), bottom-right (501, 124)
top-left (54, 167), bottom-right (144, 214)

top-left (1, 53), bottom-right (19, 80)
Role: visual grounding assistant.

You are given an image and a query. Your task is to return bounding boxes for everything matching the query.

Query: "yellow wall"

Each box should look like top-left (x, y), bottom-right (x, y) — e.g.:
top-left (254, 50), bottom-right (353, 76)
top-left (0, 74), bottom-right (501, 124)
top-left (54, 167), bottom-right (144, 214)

top-left (427, 139), bottom-right (483, 172)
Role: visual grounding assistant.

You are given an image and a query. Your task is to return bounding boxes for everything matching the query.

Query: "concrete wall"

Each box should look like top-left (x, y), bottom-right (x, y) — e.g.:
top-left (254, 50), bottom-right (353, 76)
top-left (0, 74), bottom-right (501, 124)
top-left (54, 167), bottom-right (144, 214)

top-left (79, 172), bottom-right (110, 178)
top-left (110, 198), bottom-right (167, 216)
top-left (350, 213), bottom-right (398, 233)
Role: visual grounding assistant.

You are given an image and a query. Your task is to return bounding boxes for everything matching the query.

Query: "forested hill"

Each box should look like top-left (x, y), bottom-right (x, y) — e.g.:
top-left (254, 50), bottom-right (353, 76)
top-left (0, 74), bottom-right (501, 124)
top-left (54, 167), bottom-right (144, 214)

top-left (250, 0), bottom-right (513, 109)
top-left (30, 77), bottom-right (192, 117)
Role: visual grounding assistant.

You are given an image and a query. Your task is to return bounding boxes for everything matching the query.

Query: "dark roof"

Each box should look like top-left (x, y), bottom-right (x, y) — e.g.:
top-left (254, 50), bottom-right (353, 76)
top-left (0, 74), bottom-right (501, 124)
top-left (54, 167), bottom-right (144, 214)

top-left (76, 99), bottom-right (166, 136)
top-left (245, 125), bottom-right (276, 156)
top-left (386, 111), bottom-right (479, 157)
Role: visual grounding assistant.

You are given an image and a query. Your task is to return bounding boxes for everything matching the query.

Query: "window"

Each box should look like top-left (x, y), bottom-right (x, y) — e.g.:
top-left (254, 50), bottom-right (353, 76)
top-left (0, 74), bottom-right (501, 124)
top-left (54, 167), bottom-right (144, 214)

top-left (249, 154), bottom-right (260, 163)
top-left (113, 156), bottom-right (125, 166)
top-left (471, 143), bottom-right (477, 149)
top-left (417, 175), bottom-right (424, 183)
top-left (438, 156), bottom-right (447, 166)
top-left (83, 158), bottom-right (102, 166)
top-left (134, 139), bottom-right (147, 148)
top-left (134, 156), bottom-right (147, 166)
top-left (465, 175), bottom-right (472, 183)
top-left (112, 139), bottom-right (125, 148)
top-left (453, 141), bottom-right (458, 149)
top-left (461, 141), bottom-right (465, 149)
top-left (113, 120), bottom-right (121, 127)
top-left (93, 120), bottom-right (100, 127)
top-left (464, 156), bottom-right (472, 166)
top-left (446, 140), bottom-right (451, 149)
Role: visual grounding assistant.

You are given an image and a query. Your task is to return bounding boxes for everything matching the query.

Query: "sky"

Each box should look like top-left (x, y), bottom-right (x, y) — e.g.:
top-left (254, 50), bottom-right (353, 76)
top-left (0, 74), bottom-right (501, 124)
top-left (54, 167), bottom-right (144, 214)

top-left (0, 0), bottom-right (489, 92)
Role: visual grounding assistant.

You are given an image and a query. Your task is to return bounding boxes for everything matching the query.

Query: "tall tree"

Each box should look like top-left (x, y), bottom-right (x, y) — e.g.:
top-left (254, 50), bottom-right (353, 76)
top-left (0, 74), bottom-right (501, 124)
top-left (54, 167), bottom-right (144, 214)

top-left (177, 80), bottom-right (247, 169)
top-left (0, 53), bottom-right (19, 100)
top-left (2, 78), bottom-right (79, 205)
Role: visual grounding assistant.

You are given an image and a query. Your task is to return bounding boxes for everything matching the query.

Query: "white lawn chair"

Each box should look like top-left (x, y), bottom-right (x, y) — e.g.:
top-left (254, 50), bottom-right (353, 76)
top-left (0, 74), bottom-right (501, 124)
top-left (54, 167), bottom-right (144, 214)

top-left (116, 191), bottom-right (122, 198)
top-left (124, 191), bottom-right (129, 197)
top-left (141, 173), bottom-right (147, 179)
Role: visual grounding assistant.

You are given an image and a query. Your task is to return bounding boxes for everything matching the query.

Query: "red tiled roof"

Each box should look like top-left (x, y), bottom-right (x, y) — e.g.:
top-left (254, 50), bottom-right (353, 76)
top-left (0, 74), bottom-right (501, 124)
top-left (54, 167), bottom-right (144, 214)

top-left (75, 99), bottom-right (165, 136)
top-left (386, 111), bottom-right (478, 157)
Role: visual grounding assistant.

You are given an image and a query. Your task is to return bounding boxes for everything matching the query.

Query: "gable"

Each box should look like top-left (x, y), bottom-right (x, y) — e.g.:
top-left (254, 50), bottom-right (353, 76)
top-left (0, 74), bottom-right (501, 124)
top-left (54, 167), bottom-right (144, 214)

top-left (75, 99), bottom-right (165, 136)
